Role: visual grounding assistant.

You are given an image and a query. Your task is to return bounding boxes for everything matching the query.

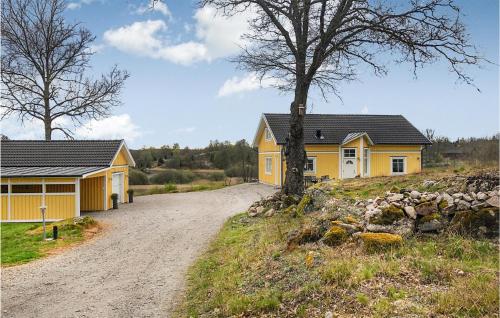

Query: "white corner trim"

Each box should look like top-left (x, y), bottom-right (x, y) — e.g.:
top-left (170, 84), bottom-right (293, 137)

top-left (75, 178), bottom-right (80, 217)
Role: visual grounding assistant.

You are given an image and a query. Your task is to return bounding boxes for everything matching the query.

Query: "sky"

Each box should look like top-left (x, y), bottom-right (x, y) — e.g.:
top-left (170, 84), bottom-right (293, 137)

top-left (2, 0), bottom-right (499, 149)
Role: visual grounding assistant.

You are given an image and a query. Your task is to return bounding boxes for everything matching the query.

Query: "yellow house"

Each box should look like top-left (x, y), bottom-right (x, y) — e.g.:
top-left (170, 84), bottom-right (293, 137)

top-left (253, 113), bottom-right (431, 187)
top-left (0, 140), bottom-right (135, 222)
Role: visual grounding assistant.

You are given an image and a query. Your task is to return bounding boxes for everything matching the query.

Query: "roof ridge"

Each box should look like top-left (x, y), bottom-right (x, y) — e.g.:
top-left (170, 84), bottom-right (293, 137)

top-left (264, 113), bottom-right (403, 117)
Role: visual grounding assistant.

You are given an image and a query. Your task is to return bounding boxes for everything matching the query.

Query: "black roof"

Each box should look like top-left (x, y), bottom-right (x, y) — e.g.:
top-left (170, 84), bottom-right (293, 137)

top-left (263, 113), bottom-right (431, 145)
top-left (1, 140), bottom-right (123, 167)
top-left (0, 166), bottom-right (106, 178)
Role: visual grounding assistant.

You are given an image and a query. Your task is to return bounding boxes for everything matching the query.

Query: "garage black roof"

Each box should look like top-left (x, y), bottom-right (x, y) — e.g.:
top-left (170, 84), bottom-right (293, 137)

top-left (263, 113), bottom-right (431, 145)
top-left (1, 140), bottom-right (123, 167)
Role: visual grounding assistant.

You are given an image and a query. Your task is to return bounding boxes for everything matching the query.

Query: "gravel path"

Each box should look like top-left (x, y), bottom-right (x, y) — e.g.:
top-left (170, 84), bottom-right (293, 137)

top-left (1, 183), bottom-right (274, 318)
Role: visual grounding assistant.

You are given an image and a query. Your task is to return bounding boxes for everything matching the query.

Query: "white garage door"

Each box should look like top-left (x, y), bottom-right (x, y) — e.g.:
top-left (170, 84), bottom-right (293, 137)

top-left (112, 173), bottom-right (124, 203)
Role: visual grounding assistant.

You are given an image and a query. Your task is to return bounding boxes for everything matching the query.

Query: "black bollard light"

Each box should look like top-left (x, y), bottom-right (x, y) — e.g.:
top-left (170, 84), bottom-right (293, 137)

top-left (53, 225), bottom-right (58, 240)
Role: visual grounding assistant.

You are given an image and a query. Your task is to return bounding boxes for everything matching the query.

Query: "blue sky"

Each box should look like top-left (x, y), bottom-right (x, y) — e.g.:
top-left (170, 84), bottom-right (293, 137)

top-left (3, 0), bottom-right (499, 148)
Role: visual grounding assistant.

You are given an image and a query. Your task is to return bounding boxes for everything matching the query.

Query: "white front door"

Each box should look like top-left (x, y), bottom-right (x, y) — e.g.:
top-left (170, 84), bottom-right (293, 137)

top-left (112, 173), bottom-right (124, 203)
top-left (342, 148), bottom-right (357, 179)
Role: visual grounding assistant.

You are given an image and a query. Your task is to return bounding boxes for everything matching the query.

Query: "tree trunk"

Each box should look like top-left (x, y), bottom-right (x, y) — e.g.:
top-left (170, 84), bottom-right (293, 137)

top-left (283, 81), bottom-right (310, 195)
top-left (44, 120), bottom-right (52, 141)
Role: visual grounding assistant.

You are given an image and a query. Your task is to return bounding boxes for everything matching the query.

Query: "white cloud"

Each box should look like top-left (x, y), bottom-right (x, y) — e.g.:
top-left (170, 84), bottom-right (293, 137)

top-left (361, 106), bottom-right (369, 114)
top-left (66, 0), bottom-right (95, 10)
top-left (76, 114), bottom-right (142, 141)
top-left (136, 0), bottom-right (171, 17)
top-left (1, 114), bottom-right (141, 143)
top-left (104, 20), bottom-right (167, 57)
top-left (103, 5), bottom-right (253, 65)
top-left (217, 73), bottom-right (278, 97)
top-left (67, 2), bottom-right (81, 10)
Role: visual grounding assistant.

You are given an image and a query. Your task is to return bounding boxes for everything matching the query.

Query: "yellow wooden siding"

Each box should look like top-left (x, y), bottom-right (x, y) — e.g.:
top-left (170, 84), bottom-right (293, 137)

top-left (80, 177), bottom-right (104, 211)
top-left (258, 153), bottom-right (281, 186)
top-left (112, 147), bottom-right (129, 166)
top-left (1, 196), bottom-right (8, 220)
top-left (257, 125), bottom-right (423, 184)
top-left (10, 195), bottom-right (42, 220)
top-left (46, 195), bottom-right (76, 219)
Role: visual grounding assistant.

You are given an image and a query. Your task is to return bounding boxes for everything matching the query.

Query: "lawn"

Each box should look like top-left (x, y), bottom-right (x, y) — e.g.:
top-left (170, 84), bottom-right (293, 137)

top-left (1, 217), bottom-right (99, 266)
top-left (177, 166), bottom-right (499, 317)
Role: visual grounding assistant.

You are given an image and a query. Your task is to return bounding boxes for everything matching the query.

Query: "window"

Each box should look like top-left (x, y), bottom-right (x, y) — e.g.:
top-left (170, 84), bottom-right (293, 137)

top-left (46, 184), bottom-right (75, 193)
top-left (343, 148), bottom-right (356, 158)
top-left (391, 157), bottom-right (405, 174)
top-left (11, 184), bottom-right (42, 194)
top-left (304, 157), bottom-right (316, 173)
top-left (0, 185), bottom-right (7, 194)
top-left (265, 128), bottom-right (272, 141)
top-left (265, 157), bottom-right (272, 175)
top-left (363, 148), bottom-right (369, 176)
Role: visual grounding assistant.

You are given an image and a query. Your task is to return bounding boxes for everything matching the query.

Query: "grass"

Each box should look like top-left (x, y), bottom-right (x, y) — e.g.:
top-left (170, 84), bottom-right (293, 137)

top-left (177, 167), bottom-right (499, 318)
top-left (1, 217), bottom-right (99, 266)
top-left (131, 180), bottom-right (236, 196)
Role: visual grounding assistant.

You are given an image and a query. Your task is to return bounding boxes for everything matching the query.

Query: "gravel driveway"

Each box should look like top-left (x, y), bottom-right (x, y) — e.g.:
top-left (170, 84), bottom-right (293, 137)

top-left (1, 183), bottom-right (274, 318)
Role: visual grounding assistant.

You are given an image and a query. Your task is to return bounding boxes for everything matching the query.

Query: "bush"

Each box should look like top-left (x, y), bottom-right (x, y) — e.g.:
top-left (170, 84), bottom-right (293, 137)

top-left (150, 170), bottom-right (195, 184)
top-left (129, 169), bottom-right (149, 185)
top-left (194, 171), bottom-right (226, 181)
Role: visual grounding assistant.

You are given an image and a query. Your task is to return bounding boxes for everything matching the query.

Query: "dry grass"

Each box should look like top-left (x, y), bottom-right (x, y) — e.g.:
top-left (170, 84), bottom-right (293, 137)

top-left (177, 166), bottom-right (499, 318)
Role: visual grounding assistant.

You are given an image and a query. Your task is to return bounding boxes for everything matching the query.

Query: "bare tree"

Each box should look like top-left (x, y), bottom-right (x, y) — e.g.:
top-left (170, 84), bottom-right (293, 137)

top-left (201, 0), bottom-right (483, 195)
top-left (1, 0), bottom-right (129, 140)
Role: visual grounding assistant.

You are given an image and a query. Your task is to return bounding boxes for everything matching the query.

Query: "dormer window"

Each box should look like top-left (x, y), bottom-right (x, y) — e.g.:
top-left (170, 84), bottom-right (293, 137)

top-left (315, 129), bottom-right (324, 140)
top-left (265, 128), bottom-right (272, 141)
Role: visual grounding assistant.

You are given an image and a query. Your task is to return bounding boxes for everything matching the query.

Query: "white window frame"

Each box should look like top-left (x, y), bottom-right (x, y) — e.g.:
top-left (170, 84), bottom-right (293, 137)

top-left (264, 128), bottom-right (272, 141)
top-left (343, 148), bottom-right (356, 158)
top-left (265, 157), bottom-right (273, 175)
top-left (390, 156), bottom-right (407, 175)
top-left (304, 157), bottom-right (317, 174)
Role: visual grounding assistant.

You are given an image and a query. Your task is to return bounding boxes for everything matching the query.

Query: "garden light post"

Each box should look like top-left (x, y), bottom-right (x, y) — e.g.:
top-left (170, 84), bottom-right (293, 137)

top-left (40, 205), bottom-right (47, 240)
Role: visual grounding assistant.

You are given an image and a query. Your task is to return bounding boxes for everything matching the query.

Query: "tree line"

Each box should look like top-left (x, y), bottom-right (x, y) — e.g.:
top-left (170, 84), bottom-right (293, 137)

top-left (131, 139), bottom-right (257, 181)
top-left (423, 130), bottom-right (499, 166)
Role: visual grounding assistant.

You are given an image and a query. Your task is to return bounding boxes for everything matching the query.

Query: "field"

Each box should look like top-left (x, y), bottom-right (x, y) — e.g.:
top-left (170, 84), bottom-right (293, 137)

top-left (130, 177), bottom-right (243, 196)
top-left (1, 217), bottom-right (100, 266)
top-left (177, 165), bottom-right (499, 317)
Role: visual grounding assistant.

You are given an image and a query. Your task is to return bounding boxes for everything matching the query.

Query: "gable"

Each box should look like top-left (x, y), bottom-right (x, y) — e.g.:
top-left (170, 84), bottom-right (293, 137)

top-left (112, 146), bottom-right (134, 166)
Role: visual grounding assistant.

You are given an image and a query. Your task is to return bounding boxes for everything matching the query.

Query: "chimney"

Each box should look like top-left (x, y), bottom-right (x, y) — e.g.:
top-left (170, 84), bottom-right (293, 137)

top-left (315, 129), bottom-right (324, 139)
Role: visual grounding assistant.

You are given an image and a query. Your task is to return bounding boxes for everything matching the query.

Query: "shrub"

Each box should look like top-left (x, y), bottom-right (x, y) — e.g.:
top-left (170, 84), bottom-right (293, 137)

top-left (195, 171), bottom-right (226, 181)
top-left (360, 233), bottom-right (403, 251)
top-left (129, 169), bottom-right (149, 185)
top-left (150, 170), bottom-right (195, 184)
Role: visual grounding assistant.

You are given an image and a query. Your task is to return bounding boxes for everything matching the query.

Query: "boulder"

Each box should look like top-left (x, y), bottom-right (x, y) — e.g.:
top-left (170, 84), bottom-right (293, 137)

top-left (486, 195), bottom-right (499, 208)
top-left (463, 194), bottom-right (473, 202)
top-left (423, 180), bottom-right (437, 188)
top-left (370, 204), bottom-right (404, 225)
top-left (452, 193), bottom-right (463, 199)
top-left (415, 201), bottom-right (437, 216)
top-left (387, 193), bottom-right (404, 202)
top-left (264, 208), bottom-right (275, 217)
top-left (451, 208), bottom-right (499, 237)
top-left (322, 225), bottom-right (348, 246)
top-left (256, 206), bottom-right (265, 214)
top-left (359, 232), bottom-right (403, 250)
top-left (418, 219), bottom-right (444, 232)
top-left (456, 200), bottom-right (471, 211)
top-left (476, 192), bottom-right (489, 201)
top-left (404, 206), bottom-right (417, 219)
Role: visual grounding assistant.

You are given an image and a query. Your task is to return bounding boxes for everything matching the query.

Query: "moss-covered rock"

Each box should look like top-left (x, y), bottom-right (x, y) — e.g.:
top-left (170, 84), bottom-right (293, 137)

top-left (450, 208), bottom-right (499, 237)
top-left (296, 194), bottom-right (312, 215)
top-left (420, 213), bottom-right (441, 223)
top-left (286, 224), bottom-right (323, 249)
top-left (359, 232), bottom-right (403, 250)
top-left (438, 199), bottom-right (449, 210)
top-left (322, 226), bottom-right (348, 246)
top-left (370, 204), bottom-right (405, 225)
top-left (343, 214), bottom-right (359, 224)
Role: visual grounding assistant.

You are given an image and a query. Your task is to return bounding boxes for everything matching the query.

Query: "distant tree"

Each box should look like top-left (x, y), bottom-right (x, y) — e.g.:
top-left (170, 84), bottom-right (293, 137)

top-left (1, 0), bottom-right (129, 140)
top-left (202, 0), bottom-right (484, 194)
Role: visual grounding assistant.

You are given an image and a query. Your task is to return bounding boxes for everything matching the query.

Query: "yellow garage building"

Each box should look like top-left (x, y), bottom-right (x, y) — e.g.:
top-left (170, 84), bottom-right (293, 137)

top-left (1, 140), bottom-right (135, 222)
top-left (253, 113), bottom-right (431, 187)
